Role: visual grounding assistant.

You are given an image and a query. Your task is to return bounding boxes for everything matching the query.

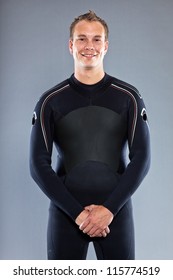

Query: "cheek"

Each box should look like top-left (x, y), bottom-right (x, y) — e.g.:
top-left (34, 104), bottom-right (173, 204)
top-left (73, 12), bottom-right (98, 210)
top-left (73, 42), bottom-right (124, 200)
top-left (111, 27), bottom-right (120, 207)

top-left (96, 44), bottom-right (106, 53)
top-left (72, 44), bottom-right (81, 54)
top-left (97, 48), bottom-right (106, 56)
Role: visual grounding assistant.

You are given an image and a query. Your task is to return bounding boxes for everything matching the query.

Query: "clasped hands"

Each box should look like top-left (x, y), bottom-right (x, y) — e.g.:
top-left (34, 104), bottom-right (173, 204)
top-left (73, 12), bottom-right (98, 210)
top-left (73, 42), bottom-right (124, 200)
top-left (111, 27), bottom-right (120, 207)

top-left (75, 204), bottom-right (114, 238)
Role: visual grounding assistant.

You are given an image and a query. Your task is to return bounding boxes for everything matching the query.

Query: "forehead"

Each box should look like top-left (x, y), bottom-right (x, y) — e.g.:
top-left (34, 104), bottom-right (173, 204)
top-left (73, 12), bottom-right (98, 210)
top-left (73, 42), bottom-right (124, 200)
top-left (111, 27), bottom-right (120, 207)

top-left (73, 20), bottom-right (105, 37)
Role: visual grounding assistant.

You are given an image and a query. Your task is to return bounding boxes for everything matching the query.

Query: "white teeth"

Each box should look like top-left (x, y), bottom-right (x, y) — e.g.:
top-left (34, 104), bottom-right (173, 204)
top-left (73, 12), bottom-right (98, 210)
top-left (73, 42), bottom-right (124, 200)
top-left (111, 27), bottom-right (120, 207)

top-left (81, 54), bottom-right (95, 57)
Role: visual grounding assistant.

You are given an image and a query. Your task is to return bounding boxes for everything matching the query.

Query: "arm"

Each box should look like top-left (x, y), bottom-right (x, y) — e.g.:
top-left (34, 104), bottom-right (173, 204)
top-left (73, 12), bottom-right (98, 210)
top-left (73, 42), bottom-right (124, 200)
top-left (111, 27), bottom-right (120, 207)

top-left (103, 94), bottom-right (151, 215)
top-left (29, 95), bottom-right (83, 221)
top-left (79, 93), bottom-right (150, 235)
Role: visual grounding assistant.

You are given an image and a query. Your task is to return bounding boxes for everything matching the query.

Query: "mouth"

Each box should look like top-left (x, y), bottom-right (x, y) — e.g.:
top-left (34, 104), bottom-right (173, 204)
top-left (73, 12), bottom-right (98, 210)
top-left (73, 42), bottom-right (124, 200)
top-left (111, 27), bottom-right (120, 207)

top-left (81, 53), bottom-right (97, 58)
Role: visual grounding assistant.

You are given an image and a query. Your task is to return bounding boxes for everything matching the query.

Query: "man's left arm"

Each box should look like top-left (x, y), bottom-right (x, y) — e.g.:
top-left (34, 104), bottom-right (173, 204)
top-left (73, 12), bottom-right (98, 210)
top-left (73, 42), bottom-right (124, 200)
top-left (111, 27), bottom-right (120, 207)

top-left (79, 93), bottom-right (151, 236)
top-left (103, 93), bottom-right (151, 215)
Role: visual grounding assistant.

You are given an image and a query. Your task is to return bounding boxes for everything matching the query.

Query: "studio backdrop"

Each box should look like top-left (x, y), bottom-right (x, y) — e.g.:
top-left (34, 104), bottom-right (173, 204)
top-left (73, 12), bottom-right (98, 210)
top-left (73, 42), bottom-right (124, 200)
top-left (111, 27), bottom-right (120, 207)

top-left (0, 0), bottom-right (173, 259)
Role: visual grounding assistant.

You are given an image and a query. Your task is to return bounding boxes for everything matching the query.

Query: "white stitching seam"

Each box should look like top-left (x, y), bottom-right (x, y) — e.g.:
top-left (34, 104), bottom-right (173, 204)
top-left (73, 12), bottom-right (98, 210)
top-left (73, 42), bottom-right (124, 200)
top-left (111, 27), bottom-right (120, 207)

top-left (40, 84), bottom-right (70, 152)
top-left (111, 83), bottom-right (138, 147)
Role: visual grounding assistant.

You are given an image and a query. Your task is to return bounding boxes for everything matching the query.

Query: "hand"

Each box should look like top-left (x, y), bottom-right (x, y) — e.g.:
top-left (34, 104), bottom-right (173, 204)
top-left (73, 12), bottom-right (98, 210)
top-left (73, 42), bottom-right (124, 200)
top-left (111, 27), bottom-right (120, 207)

top-left (79, 205), bottom-right (114, 238)
top-left (75, 209), bottom-right (90, 226)
top-left (75, 208), bottom-right (110, 237)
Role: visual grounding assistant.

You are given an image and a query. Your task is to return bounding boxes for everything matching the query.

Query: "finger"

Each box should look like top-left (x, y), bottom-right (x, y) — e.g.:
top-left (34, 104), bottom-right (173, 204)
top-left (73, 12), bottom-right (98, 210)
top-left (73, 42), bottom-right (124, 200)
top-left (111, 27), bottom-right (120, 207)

top-left (88, 227), bottom-right (110, 238)
top-left (105, 226), bottom-right (110, 234)
top-left (89, 230), bottom-right (107, 238)
top-left (84, 204), bottom-right (96, 211)
top-left (87, 227), bottom-right (103, 237)
top-left (101, 230), bottom-right (107, 237)
top-left (84, 223), bottom-right (107, 236)
top-left (81, 220), bottom-right (96, 234)
top-left (83, 224), bottom-right (95, 234)
top-left (88, 230), bottom-right (103, 238)
top-left (89, 233), bottom-right (103, 238)
top-left (79, 219), bottom-right (90, 230)
top-left (84, 206), bottom-right (92, 211)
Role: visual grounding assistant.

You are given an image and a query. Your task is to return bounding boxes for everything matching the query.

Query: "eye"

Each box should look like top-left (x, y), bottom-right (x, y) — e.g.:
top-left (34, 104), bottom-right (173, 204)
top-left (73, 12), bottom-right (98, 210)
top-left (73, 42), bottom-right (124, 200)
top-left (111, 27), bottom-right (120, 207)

top-left (78, 37), bottom-right (85, 42)
top-left (94, 37), bottom-right (102, 42)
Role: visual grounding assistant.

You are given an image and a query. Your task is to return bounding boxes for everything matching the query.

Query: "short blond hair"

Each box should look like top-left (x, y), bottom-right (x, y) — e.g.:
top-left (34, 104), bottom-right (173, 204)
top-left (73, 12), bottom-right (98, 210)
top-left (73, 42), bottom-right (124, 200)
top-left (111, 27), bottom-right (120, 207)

top-left (70, 10), bottom-right (109, 40)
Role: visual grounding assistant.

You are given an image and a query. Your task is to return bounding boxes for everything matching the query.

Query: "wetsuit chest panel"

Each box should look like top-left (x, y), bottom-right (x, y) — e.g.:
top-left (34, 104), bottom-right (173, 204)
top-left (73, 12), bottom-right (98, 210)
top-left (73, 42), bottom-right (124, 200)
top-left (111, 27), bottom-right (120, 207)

top-left (54, 105), bottom-right (126, 172)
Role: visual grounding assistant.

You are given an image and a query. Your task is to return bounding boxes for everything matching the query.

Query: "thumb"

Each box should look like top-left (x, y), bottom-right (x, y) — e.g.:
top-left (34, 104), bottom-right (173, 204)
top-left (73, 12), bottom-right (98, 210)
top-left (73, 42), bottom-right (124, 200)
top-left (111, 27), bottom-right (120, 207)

top-left (84, 204), bottom-right (97, 211)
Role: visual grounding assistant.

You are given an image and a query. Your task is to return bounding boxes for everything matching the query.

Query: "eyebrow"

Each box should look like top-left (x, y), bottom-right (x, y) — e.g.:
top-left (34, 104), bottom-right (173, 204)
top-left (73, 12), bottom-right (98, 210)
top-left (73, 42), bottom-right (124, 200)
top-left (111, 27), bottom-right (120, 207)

top-left (77, 34), bottom-right (86, 37)
top-left (77, 34), bottom-right (103, 38)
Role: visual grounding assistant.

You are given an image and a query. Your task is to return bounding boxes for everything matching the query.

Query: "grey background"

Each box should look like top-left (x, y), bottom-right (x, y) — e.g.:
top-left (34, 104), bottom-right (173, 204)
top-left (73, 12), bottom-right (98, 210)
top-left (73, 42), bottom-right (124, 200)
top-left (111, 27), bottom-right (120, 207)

top-left (0, 0), bottom-right (173, 260)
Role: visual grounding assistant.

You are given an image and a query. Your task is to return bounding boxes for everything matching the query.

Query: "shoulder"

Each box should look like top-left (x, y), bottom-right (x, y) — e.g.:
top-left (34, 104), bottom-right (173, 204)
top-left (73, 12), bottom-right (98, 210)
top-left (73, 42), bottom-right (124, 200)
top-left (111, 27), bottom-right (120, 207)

top-left (39, 78), bottom-right (70, 103)
top-left (33, 78), bottom-right (70, 117)
top-left (108, 75), bottom-right (142, 101)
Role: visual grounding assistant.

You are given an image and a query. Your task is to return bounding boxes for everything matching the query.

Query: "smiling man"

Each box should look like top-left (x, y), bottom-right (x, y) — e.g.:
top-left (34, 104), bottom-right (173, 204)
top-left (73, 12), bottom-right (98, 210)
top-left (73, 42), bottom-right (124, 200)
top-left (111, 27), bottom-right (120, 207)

top-left (69, 18), bottom-right (108, 80)
top-left (30, 11), bottom-right (150, 260)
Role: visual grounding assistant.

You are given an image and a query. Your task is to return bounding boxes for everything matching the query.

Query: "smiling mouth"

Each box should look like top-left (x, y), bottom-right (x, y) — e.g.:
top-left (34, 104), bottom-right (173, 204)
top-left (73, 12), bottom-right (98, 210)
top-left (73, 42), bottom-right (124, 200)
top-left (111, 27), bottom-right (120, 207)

top-left (81, 54), bottom-right (97, 58)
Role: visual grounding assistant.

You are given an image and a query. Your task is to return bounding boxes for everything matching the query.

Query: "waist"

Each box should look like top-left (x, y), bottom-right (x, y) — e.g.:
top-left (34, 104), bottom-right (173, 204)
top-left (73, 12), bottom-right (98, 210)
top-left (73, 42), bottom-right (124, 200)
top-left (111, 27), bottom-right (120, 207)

top-left (62, 160), bottom-right (120, 206)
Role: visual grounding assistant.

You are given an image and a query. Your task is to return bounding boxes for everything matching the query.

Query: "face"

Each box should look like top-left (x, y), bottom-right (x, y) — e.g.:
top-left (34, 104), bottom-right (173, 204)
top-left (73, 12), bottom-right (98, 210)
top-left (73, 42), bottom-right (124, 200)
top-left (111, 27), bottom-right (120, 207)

top-left (69, 20), bottom-right (108, 70)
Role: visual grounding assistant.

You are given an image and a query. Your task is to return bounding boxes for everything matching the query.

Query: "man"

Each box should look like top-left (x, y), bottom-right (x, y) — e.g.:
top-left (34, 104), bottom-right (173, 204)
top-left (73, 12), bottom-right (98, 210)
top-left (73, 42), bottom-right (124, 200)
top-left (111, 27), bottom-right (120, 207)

top-left (30, 11), bottom-right (150, 260)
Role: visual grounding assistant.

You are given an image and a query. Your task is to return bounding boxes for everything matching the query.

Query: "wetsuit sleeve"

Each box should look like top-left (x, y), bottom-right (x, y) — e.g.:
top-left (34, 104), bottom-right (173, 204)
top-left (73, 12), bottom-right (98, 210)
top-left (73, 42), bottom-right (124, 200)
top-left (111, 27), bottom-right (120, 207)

top-left (103, 94), bottom-right (151, 215)
top-left (29, 97), bottom-right (83, 221)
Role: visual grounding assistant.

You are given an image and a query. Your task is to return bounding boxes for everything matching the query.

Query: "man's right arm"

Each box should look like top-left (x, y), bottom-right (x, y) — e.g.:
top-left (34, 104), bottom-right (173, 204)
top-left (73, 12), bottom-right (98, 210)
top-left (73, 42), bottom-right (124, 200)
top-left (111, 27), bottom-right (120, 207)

top-left (30, 96), bottom-right (84, 221)
top-left (30, 95), bottom-right (110, 237)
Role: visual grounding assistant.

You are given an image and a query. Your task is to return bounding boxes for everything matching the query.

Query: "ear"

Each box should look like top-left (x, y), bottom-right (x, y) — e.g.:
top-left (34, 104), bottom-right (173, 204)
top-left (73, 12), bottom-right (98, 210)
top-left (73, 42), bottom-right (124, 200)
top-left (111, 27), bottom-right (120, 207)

top-left (69, 39), bottom-right (73, 55)
top-left (104, 40), bottom-right (109, 55)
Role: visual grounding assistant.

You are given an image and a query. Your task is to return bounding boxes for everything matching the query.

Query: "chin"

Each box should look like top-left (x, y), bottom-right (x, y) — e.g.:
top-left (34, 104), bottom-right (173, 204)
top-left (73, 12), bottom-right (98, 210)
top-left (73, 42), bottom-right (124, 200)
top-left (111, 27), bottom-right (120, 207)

top-left (83, 63), bottom-right (96, 69)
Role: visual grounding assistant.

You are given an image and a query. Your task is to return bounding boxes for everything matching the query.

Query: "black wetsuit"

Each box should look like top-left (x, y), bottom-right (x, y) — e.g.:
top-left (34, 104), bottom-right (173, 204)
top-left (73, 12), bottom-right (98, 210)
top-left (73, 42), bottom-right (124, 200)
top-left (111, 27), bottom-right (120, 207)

top-left (30, 73), bottom-right (150, 260)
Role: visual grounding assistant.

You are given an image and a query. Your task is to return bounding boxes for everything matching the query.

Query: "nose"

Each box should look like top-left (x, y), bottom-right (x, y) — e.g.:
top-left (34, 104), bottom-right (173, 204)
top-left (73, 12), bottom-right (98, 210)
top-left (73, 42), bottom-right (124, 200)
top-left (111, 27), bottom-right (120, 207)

top-left (85, 40), bottom-right (94, 50)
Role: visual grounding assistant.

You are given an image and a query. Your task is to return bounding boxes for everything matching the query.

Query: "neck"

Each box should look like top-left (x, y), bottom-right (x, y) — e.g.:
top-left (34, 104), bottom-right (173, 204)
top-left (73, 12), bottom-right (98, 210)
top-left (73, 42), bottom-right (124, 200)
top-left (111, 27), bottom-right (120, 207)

top-left (74, 67), bottom-right (105, 85)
